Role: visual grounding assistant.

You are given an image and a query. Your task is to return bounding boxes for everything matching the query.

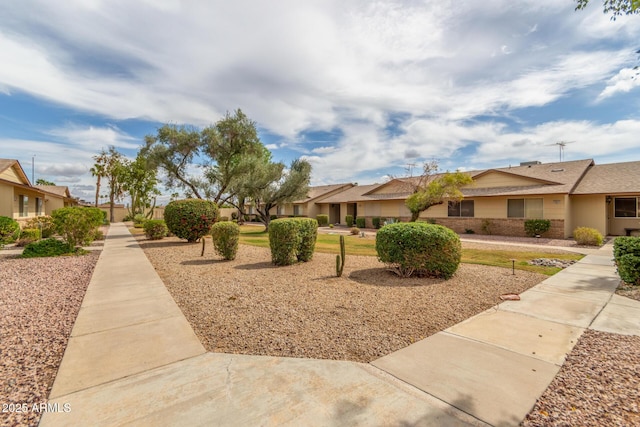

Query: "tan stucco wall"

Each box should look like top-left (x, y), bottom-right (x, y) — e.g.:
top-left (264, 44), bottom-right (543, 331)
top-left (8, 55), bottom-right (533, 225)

top-left (569, 195), bottom-right (606, 237)
top-left (0, 167), bottom-right (22, 184)
top-left (0, 183), bottom-right (14, 217)
top-left (44, 196), bottom-right (65, 215)
top-left (473, 172), bottom-right (542, 188)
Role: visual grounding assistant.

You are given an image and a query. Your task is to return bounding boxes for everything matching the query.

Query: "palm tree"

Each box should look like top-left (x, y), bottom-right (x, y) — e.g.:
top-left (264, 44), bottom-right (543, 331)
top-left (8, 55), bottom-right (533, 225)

top-left (90, 157), bottom-right (106, 207)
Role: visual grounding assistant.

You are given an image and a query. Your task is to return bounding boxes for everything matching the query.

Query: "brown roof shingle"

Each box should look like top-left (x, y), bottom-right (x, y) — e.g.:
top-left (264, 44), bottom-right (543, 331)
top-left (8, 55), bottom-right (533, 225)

top-left (573, 161), bottom-right (640, 195)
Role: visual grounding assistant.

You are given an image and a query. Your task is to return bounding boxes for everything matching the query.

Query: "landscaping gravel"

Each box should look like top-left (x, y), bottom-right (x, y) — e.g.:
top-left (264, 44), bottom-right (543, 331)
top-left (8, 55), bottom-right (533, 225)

top-left (0, 253), bottom-right (98, 427)
top-left (137, 237), bottom-right (547, 363)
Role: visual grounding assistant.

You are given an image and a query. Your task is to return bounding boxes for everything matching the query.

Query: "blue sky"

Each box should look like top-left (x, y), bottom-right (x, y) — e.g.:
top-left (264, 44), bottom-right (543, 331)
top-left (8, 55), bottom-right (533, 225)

top-left (1, 0), bottom-right (639, 204)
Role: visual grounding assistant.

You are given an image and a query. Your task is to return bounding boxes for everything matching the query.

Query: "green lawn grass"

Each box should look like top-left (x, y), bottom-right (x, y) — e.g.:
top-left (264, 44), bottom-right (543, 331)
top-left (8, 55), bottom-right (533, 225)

top-left (238, 225), bottom-right (583, 275)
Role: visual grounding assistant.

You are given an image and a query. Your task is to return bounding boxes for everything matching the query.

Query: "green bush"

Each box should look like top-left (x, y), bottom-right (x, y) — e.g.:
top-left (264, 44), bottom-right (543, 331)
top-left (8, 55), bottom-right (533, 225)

top-left (24, 216), bottom-right (55, 238)
top-left (573, 227), bottom-right (603, 246)
top-left (614, 236), bottom-right (640, 260)
top-left (164, 199), bottom-right (218, 242)
top-left (372, 217), bottom-right (381, 229)
top-left (316, 214), bottom-right (329, 227)
top-left (231, 212), bottom-right (238, 220)
top-left (210, 221), bottom-right (240, 260)
top-left (524, 219), bottom-right (551, 237)
top-left (376, 222), bottom-right (461, 279)
top-left (268, 218), bottom-right (318, 265)
top-left (350, 227), bottom-right (360, 235)
top-left (617, 253), bottom-right (640, 285)
top-left (295, 218), bottom-right (318, 262)
top-left (345, 215), bottom-right (354, 227)
top-left (356, 217), bottom-right (366, 228)
top-left (133, 214), bottom-right (147, 228)
top-left (15, 228), bottom-right (41, 247)
top-left (0, 216), bottom-right (20, 244)
top-left (144, 219), bottom-right (168, 240)
top-left (22, 238), bottom-right (73, 258)
top-left (268, 219), bottom-right (301, 266)
top-left (52, 207), bottom-right (103, 249)
top-left (270, 214), bottom-right (278, 221)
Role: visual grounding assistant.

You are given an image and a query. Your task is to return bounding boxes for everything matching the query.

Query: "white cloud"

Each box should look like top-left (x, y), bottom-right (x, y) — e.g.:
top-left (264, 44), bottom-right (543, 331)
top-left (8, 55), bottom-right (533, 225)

top-left (598, 67), bottom-right (640, 100)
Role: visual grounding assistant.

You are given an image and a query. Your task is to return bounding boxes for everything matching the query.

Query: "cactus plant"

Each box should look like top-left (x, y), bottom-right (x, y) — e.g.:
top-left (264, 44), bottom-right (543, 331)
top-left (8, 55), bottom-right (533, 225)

top-left (336, 235), bottom-right (346, 277)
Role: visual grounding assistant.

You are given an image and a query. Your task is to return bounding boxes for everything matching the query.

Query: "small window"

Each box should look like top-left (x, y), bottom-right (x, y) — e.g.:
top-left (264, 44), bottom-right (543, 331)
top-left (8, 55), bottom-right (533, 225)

top-left (19, 195), bottom-right (29, 217)
top-left (277, 205), bottom-right (283, 215)
top-left (615, 197), bottom-right (638, 218)
top-left (293, 205), bottom-right (301, 216)
top-left (448, 200), bottom-right (474, 217)
top-left (508, 198), bottom-right (543, 219)
top-left (35, 197), bottom-right (43, 215)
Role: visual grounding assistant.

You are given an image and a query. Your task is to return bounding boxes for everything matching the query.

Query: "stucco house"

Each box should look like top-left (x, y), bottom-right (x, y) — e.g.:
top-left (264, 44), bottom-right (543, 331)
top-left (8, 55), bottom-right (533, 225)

top-left (0, 159), bottom-right (76, 224)
top-left (313, 159), bottom-right (640, 239)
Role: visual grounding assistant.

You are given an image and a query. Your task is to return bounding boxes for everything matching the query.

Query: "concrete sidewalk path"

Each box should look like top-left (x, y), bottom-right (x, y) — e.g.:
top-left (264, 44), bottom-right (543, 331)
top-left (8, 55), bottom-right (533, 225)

top-left (41, 223), bottom-right (483, 426)
top-left (372, 242), bottom-right (639, 426)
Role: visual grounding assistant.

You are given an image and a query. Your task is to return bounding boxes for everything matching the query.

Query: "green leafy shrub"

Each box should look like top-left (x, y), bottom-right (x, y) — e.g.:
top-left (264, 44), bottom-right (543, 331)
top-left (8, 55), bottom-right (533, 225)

top-left (144, 219), bottom-right (168, 240)
top-left (0, 216), bottom-right (20, 244)
top-left (376, 222), bottom-right (461, 278)
top-left (133, 214), bottom-right (147, 228)
top-left (52, 207), bottom-right (103, 249)
top-left (164, 199), bottom-right (218, 242)
top-left (350, 227), bottom-right (360, 235)
top-left (92, 229), bottom-right (105, 241)
top-left (15, 228), bottom-right (41, 247)
top-left (345, 215), bottom-right (354, 227)
top-left (356, 217), bottom-right (366, 228)
top-left (481, 219), bottom-right (493, 235)
top-left (372, 217), bottom-right (381, 229)
top-left (231, 212), bottom-right (238, 220)
top-left (329, 224), bottom-right (334, 229)
top-left (268, 219), bottom-right (301, 266)
top-left (617, 253), bottom-right (640, 285)
top-left (22, 238), bottom-right (73, 258)
top-left (270, 214), bottom-right (278, 221)
top-left (524, 219), bottom-right (551, 237)
top-left (295, 218), bottom-right (318, 262)
top-left (613, 236), bottom-right (640, 260)
top-left (24, 216), bottom-right (55, 238)
top-left (268, 218), bottom-right (318, 265)
top-left (573, 227), bottom-right (603, 246)
top-left (210, 221), bottom-right (240, 260)
top-left (316, 214), bottom-right (329, 227)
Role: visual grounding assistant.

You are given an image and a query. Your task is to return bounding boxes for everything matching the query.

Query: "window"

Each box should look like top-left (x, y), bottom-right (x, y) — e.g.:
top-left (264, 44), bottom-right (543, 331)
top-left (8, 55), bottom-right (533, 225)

top-left (277, 205), bottom-right (284, 216)
top-left (35, 197), bottom-right (43, 215)
top-left (508, 198), bottom-right (543, 219)
top-left (615, 197), bottom-right (638, 218)
top-left (293, 205), bottom-right (301, 216)
top-left (19, 195), bottom-right (28, 217)
top-left (448, 200), bottom-right (474, 217)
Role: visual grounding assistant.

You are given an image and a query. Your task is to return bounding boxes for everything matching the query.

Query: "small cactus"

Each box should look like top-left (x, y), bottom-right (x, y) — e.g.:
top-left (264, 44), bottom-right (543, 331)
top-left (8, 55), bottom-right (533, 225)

top-left (336, 235), bottom-right (345, 277)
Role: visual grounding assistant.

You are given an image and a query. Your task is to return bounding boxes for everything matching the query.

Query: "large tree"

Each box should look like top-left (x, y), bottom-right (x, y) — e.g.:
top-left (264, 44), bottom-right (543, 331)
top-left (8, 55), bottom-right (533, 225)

top-left (404, 161), bottom-right (473, 222)
top-left (93, 147), bottom-right (126, 222)
top-left (142, 109), bottom-right (269, 207)
top-left (575, 0), bottom-right (639, 18)
top-left (120, 153), bottom-right (160, 219)
top-left (244, 158), bottom-right (311, 230)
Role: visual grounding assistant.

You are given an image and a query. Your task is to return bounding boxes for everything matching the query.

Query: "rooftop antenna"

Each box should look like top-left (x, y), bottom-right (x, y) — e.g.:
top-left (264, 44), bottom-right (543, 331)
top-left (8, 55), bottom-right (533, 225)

top-left (546, 141), bottom-right (574, 162)
top-left (405, 163), bottom-right (416, 177)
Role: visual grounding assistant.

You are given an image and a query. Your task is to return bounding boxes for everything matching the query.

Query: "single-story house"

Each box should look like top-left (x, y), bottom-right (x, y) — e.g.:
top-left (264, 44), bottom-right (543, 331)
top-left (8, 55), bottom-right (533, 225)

top-left (312, 159), bottom-right (640, 239)
top-left (0, 159), bottom-right (76, 224)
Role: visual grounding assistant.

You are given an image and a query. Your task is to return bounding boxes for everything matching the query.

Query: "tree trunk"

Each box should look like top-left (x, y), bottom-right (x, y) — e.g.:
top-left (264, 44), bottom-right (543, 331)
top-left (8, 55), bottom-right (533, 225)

top-left (410, 211), bottom-right (419, 222)
top-left (94, 176), bottom-right (101, 207)
top-left (109, 191), bottom-right (115, 223)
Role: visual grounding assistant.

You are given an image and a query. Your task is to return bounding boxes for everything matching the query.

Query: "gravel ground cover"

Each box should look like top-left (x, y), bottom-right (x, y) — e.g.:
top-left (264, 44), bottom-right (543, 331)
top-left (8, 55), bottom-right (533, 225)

top-left (137, 236), bottom-right (546, 363)
top-left (522, 329), bottom-right (640, 427)
top-left (0, 253), bottom-right (98, 427)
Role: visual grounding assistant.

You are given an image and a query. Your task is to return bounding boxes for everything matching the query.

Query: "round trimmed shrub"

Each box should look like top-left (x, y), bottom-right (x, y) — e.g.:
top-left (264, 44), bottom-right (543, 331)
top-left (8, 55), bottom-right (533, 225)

top-left (0, 216), bottom-right (20, 244)
top-left (316, 214), bottom-right (329, 227)
top-left (356, 217), bottom-right (366, 228)
top-left (22, 238), bottom-right (72, 258)
top-left (144, 219), bottom-right (168, 240)
top-left (294, 218), bottom-right (318, 262)
top-left (524, 219), bottom-right (551, 237)
top-left (164, 199), bottom-right (218, 242)
top-left (210, 221), bottom-right (240, 260)
top-left (375, 222), bottom-right (461, 279)
top-left (573, 227), bottom-right (603, 246)
top-left (269, 218), bottom-right (301, 266)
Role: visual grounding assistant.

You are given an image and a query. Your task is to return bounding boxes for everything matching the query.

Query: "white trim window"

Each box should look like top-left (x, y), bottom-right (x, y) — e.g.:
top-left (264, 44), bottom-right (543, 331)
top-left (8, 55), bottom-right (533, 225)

top-left (507, 198), bottom-right (543, 219)
top-left (614, 197), bottom-right (639, 218)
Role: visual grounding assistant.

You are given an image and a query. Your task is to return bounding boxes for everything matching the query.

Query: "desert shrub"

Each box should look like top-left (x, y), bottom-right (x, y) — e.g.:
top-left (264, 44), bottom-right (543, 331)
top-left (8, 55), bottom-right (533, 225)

top-left (92, 229), bottom-right (105, 241)
top-left (376, 222), bottom-right (461, 279)
top-left (329, 224), bottom-right (334, 229)
top-left (345, 215), bottom-right (354, 227)
top-left (316, 214), bottom-right (329, 227)
top-left (481, 219), bottom-right (493, 235)
top-left (144, 219), bottom-right (168, 240)
top-left (524, 219), bottom-right (551, 237)
top-left (15, 228), bottom-right (41, 247)
top-left (268, 219), bottom-right (301, 266)
top-left (52, 207), bottom-right (103, 249)
top-left (210, 221), bottom-right (240, 260)
top-left (268, 218), bottom-right (318, 265)
top-left (573, 227), bottom-right (603, 246)
top-left (22, 238), bottom-right (73, 258)
top-left (0, 216), bottom-right (20, 244)
top-left (617, 253), bottom-right (640, 286)
top-left (294, 218), bottom-right (318, 262)
top-left (133, 214), bottom-right (147, 228)
top-left (350, 227), bottom-right (360, 235)
top-left (164, 199), bottom-right (218, 242)
top-left (356, 217), bottom-right (366, 228)
top-left (24, 216), bottom-right (55, 238)
top-left (372, 217), bottom-right (381, 229)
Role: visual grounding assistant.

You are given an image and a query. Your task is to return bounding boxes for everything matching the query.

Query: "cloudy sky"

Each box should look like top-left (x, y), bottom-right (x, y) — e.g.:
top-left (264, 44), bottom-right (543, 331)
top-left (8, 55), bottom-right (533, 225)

top-left (1, 0), bottom-right (639, 203)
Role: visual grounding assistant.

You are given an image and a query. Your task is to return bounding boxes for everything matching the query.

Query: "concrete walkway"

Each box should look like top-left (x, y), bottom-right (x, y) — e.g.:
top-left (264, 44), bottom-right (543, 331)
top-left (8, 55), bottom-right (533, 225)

top-left (40, 224), bottom-right (640, 426)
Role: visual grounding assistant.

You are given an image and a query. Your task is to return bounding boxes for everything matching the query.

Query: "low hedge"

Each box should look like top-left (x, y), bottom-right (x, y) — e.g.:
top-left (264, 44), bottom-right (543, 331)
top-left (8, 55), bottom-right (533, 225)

top-left (614, 236), bottom-right (640, 285)
top-left (372, 217), bottom-right (381, 229)
top-left (22, 238), bottom-right (73, 258)
top-left (144, 219), bottom-right (168, 240)
top-left (316, 214), bottom-right (329, 227)
top-left (210, 221), bottom-right (240, 260)
top-left (376, 222), bottom-right (461, 279)
top-left (345, 215), bottom-right (354, 227)
top-left (268, 218), bottom-right (318, 265)
top-left (356, 217), bottom-right (366, 228)
top-left (0, 216), bottom-right (20, 244)
top-left (23, 216), bottom-right (55, 238)
top-left (524, 219), bottom-right (551, 237)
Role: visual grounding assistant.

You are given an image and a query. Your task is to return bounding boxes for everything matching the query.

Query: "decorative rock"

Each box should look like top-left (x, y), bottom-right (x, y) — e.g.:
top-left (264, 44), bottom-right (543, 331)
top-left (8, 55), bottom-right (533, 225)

top-left (528, 258), bottom-right (576, 269)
